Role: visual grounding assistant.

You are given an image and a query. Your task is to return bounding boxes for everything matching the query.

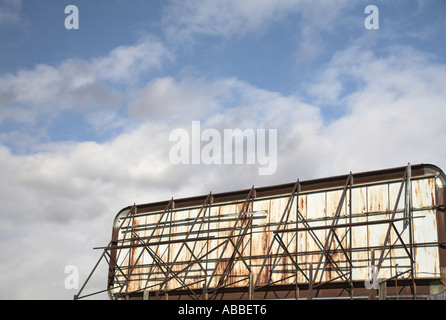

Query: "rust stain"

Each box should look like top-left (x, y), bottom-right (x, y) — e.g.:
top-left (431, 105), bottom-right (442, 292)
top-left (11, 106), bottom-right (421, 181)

top-left (129, 217), bottom-right (141, 292)
top-left (360, 188), bottom-right (367, 214)
top-left (299, 195), bottom-right (307, 219)
top-left (429, 179), bottom-right (435, 206)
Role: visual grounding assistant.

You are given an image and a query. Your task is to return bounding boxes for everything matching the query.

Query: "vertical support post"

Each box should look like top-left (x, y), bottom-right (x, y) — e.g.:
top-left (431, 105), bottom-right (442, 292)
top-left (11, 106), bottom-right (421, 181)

top-left (295, 196), bottom-right (299, 301)
top-left (296, 182), bottom-right (301, 271)
top-left (369, 250), bottom-right (376, 300)
top-left (379, 280), bottom-right (387, 300)
top-left (249, 199), bottom-right (254, 300)
top-left (404, 164), bottom-right (412, 230)
top-left (206, 195), bottom-right (212, 298)
top-left (143, 290), bottom-right (150, 300)
top-left (349, 175), bottom-right (354, 300)
top-left (249, 273), bottom-right (253, 300)
top-left (406, 164), bottom-right (417, 300)
top-left (295, 269), bottom-right (300, 300)
top-left (202, 283), bottom-right (208, 300)
top-left (308, 263), bottom-right (313, 300)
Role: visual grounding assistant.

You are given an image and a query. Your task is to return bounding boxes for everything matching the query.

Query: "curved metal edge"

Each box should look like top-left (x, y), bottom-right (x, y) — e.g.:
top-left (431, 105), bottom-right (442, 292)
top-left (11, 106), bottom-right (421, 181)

top-left (423, 164), bottom-right (446, 295)
top-left (422, 163), bottom-right (446, 188)
top-left (108, 207), bottom-right (132, 298)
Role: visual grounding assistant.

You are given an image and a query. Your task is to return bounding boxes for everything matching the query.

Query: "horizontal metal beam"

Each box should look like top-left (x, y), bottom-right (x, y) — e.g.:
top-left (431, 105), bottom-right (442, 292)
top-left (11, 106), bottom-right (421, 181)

top-left (94, 236), bottom-right (216, 250)
top-left (275, 216), bottom-right (423, 234)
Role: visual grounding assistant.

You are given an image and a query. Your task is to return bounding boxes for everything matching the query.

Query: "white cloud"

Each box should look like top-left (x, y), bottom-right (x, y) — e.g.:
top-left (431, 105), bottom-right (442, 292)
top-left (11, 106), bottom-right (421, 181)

top-left (0, 62), bottom-right (118, 112)
top-left (0, 37), bottom-right (170, 125)
top-left (302, 45), bottom-right (446, 176)
top-left (122, 45), bottom-right (446, 187)
top-left (0, 36), bottom-right (172, 153)
top-left (163, 0), bottom-right (351, 43)
top-left (92, 36), bottom-right (172, 83)
top-left (3, 43), bottom-right (443, 224)
top-left (128, 77), bottom-right (221, 122)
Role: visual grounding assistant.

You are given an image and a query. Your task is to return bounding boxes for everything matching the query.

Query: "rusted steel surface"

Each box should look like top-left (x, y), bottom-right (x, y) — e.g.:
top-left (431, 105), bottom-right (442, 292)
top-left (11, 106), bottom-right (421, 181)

top-left (75, 164), bottom-right (446, 300)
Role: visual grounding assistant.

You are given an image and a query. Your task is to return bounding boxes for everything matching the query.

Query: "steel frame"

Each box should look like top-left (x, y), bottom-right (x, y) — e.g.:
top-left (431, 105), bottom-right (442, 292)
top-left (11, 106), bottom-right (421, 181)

top-left (75, 164), bottom-right (445, 300)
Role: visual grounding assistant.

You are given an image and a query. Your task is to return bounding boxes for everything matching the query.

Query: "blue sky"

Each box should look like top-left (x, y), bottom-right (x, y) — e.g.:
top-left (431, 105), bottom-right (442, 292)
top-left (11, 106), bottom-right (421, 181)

top-left (1, 0), bottom-right (446, 299)
top-left (2, 0), bottom-right (446, 147)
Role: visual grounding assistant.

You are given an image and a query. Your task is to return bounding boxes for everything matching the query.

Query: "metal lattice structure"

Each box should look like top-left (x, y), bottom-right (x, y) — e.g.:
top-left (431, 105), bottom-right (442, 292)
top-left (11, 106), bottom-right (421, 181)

top-left (75, 163), bottom-right (446, 300)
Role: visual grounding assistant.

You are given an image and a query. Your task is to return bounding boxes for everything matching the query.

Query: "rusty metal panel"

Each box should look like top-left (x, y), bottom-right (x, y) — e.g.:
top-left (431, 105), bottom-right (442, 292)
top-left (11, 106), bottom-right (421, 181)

top-left (205, 205), bottom-right (221, 289)
top-left (412, 179), bottom-right (436, 209)
top-left (324, 189), bottom-right (347, 282)
top-left (269, 197), bottom-right (290, 285)
top-left (414, 210), bottom-right (439, 277)
top-left (250, 199), bottom-right (270, 286)
top-left (76, 164), bottom-right (446, 300)
top-left (351, 187), bottom-right (368, 281)
top-left (367, 184), bottom-right (391, 279)
top-left (306, 191), bottom-right (326, 284)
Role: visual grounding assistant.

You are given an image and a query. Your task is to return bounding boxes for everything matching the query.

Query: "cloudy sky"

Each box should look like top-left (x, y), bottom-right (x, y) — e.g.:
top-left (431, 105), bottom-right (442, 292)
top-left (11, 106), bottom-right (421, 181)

top-left (1, 0), bottom-right (446, 300)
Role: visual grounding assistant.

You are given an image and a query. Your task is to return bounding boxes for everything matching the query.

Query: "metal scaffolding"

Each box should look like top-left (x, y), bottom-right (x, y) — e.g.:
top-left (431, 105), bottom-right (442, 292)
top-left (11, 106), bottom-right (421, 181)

top-left (75, 163), bottom-right (446, 300)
